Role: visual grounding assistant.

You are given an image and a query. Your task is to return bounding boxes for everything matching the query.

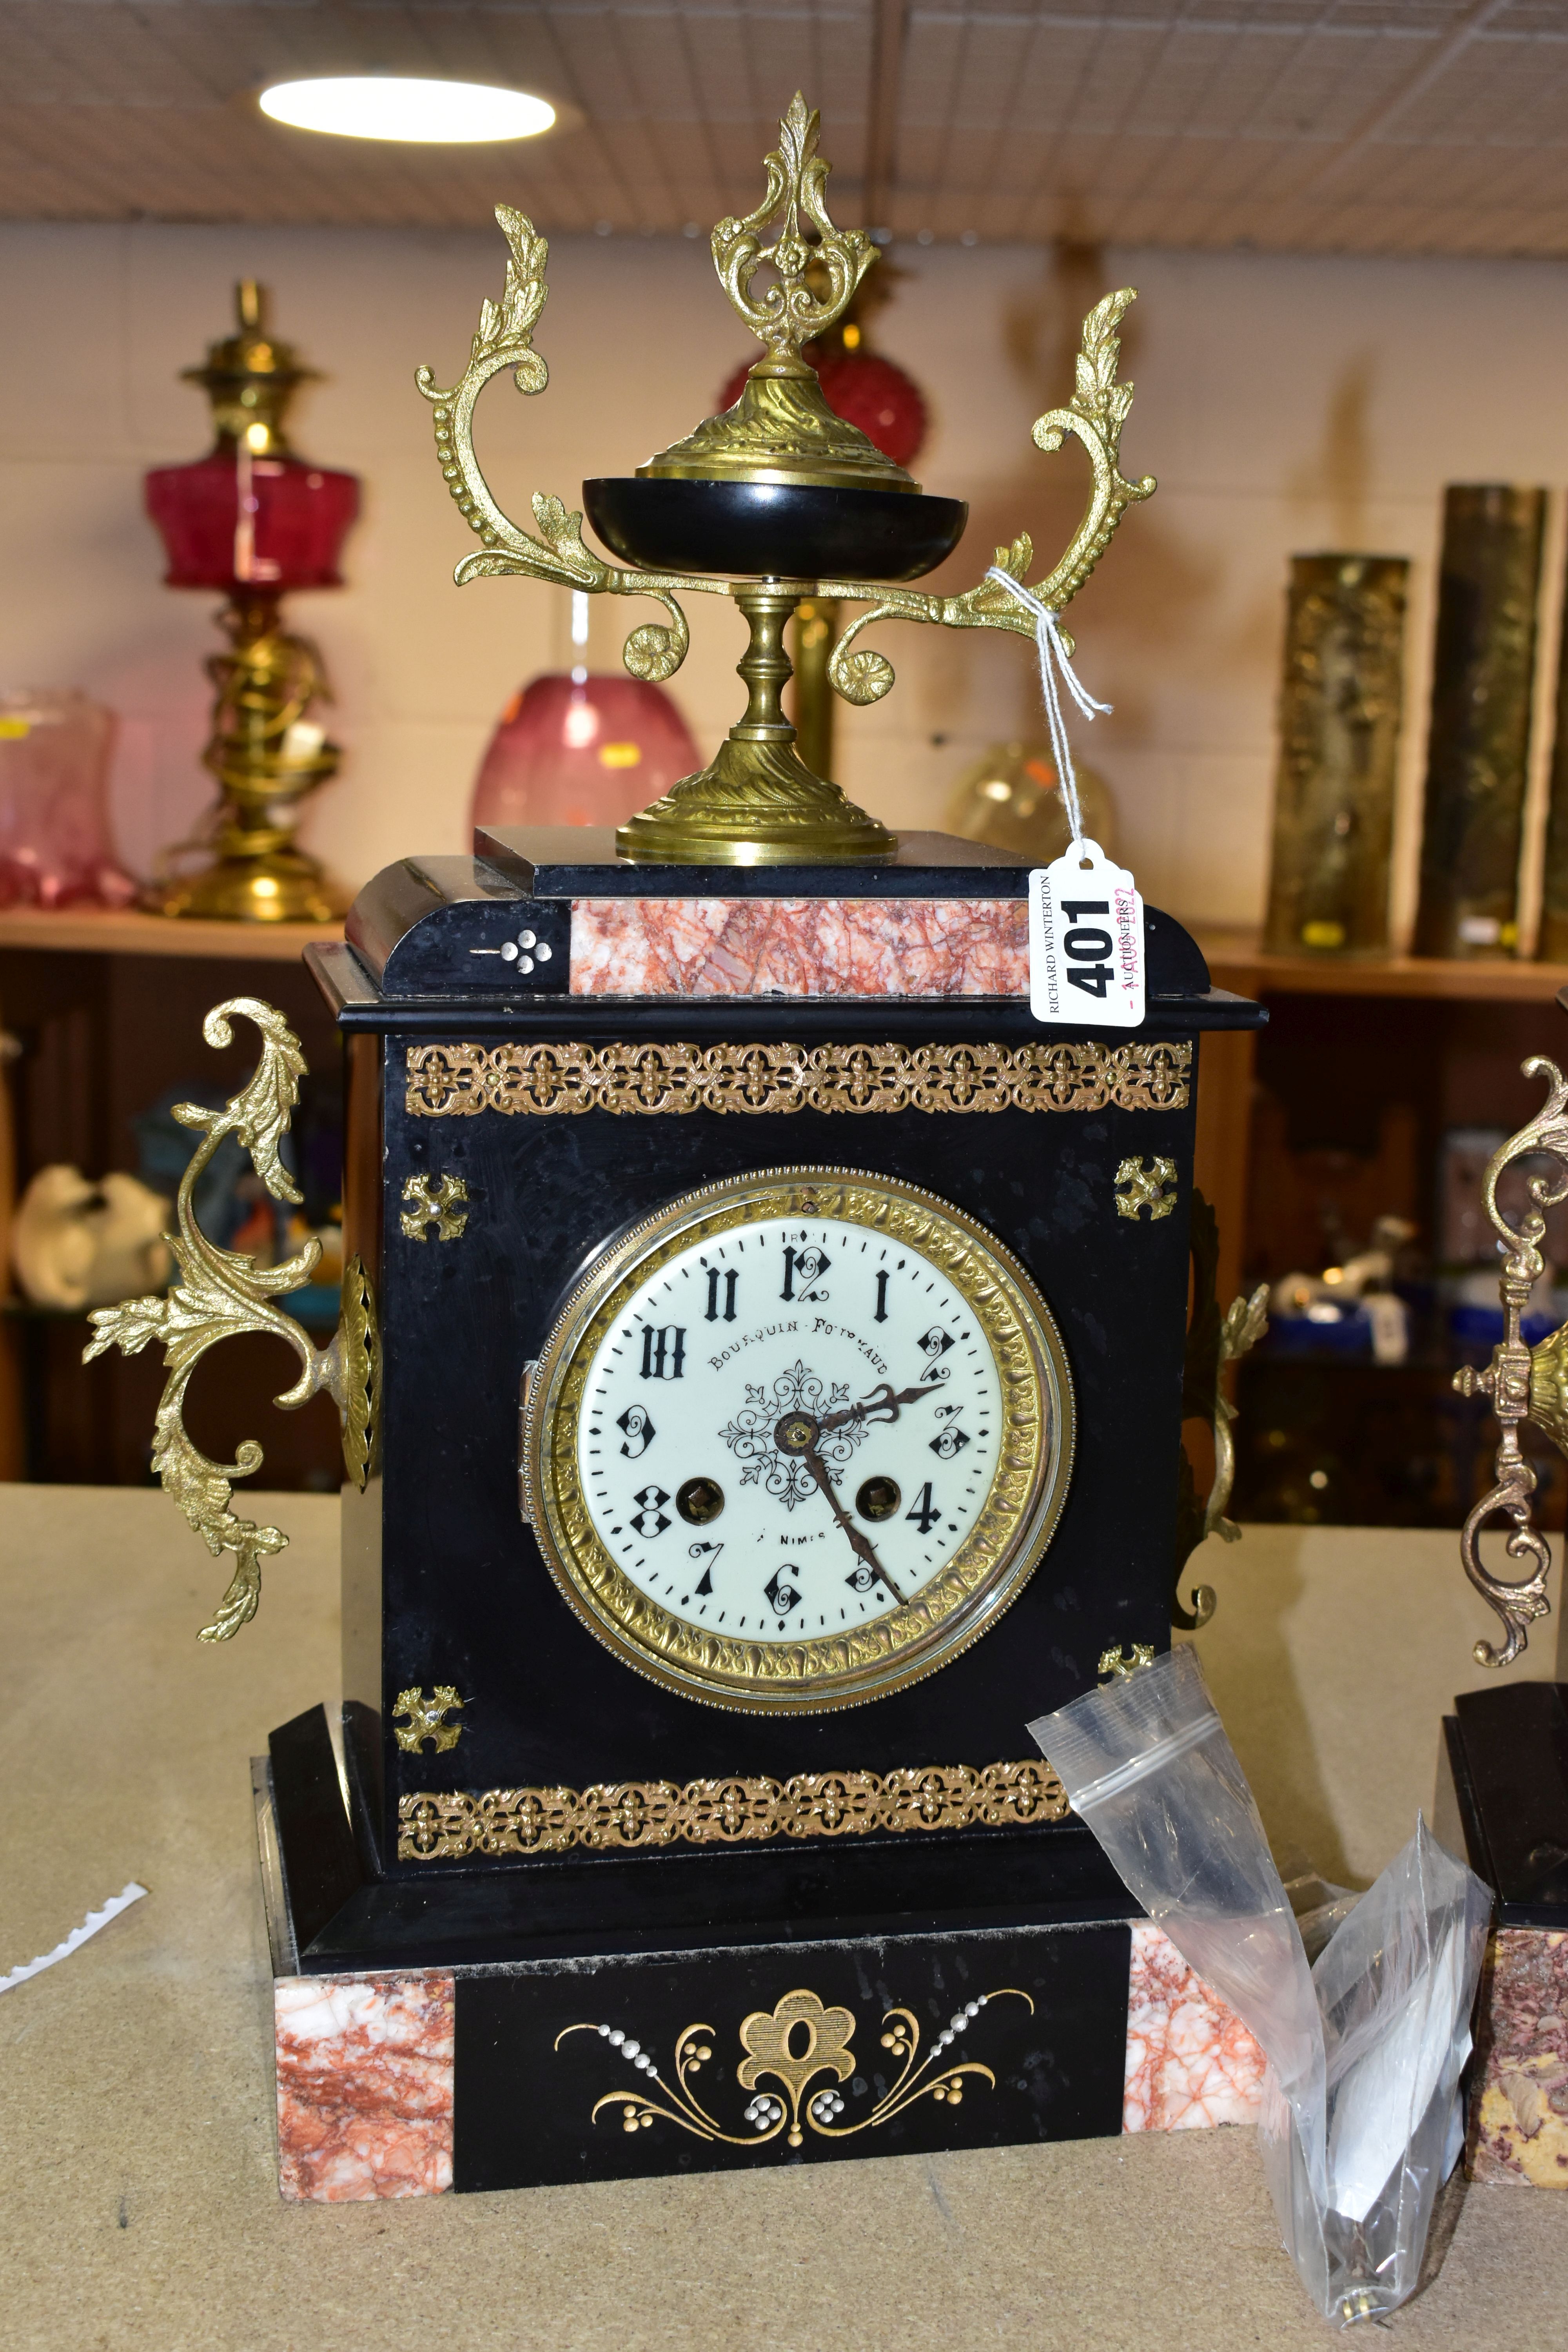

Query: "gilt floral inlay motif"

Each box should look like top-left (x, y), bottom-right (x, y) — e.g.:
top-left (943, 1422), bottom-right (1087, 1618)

top-left (556, 1982), bottom-right (1033, 2149)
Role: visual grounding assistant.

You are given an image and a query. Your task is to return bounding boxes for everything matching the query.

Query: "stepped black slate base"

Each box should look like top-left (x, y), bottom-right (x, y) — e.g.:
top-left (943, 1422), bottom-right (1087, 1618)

top-left (256, 1704), bottom-right (1261, 2201)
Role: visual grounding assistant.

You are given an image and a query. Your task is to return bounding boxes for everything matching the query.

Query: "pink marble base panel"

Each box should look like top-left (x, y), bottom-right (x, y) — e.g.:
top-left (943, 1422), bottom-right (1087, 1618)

top-left (1468, 1927), bottom-right (1568, 2187)
top-left (1122, 1922), bottom-right (1269, 2133)
top-left (275, 1971), bottom-right (455, 2201)
top-left (570, 897), bottom-right (1030, 999)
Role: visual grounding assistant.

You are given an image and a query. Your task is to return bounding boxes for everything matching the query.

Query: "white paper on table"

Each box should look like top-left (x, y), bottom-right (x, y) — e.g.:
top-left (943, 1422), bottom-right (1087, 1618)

top-left (0, 1882), bottom-right (147, 1994)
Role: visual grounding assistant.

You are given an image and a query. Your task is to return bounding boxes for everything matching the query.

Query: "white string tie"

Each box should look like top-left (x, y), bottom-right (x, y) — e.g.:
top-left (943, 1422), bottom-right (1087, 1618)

top-left (984, 567), bottom-right (1112, 854)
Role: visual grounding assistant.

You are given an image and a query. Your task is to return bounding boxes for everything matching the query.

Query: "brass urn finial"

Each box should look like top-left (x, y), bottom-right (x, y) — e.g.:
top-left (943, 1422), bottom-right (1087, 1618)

top-left (638, 94), bottom-right (915, 494)
top-left (715, 94), bottom-right (876, 369)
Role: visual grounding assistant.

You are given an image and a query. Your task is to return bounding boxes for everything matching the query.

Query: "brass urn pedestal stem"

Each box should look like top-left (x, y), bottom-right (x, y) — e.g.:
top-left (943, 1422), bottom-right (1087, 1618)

top-left (616, 583), bottom-right (893, 866)
top-left (152, 591), bottom-right (345, 924)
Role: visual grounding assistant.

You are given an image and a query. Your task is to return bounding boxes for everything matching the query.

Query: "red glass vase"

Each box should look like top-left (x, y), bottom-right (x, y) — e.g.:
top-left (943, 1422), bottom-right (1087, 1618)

top-left (470, 674), bottom-right (701, 831)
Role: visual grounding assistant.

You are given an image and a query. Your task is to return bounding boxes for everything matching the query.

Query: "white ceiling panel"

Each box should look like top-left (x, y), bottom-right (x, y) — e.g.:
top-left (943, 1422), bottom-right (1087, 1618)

top-left (3, 1), bottom-right (1568, 254)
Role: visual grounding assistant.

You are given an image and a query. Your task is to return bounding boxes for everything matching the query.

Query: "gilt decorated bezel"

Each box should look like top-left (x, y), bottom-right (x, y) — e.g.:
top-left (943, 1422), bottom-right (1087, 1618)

top-left (523, 1167), bottom-right (1075, 1714)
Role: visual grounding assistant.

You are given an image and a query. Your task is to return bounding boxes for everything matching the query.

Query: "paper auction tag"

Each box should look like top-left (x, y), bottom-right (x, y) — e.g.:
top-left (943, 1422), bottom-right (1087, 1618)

top-left (1028, 839), bottom-right (1145, 1027)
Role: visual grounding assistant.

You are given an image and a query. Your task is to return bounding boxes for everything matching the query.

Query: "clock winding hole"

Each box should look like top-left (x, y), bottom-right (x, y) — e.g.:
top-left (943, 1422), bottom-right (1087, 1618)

top-left (677, 1476), bottom-right (726, 1526)
top-left (856, 1477), bottom-right (901, 1523)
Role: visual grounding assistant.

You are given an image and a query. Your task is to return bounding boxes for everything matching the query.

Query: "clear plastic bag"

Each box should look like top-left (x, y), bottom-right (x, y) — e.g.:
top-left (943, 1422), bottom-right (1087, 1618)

top-left (1029, 1647), bottom-right (1491, 2327)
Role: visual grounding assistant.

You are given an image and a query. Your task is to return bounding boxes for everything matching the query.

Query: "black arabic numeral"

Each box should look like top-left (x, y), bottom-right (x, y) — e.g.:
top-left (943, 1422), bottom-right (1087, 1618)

top-left (906, 1481), bottom-right (941, 1535)
top-left (1063, 918), bottom-right (1114, 1000)
top-left (781, 1243), bottom-right (831, 1303)
top-left (616, 1404), bottom-right (656, 1457)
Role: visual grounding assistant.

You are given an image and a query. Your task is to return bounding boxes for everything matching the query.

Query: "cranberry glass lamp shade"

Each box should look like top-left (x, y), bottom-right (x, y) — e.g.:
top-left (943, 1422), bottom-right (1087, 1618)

top-left (470, 674), bottom-right (702, 831)
top-left (0, 689), bottom-right (135, 910)
top-left (145, 452), bottom-right (359, 594)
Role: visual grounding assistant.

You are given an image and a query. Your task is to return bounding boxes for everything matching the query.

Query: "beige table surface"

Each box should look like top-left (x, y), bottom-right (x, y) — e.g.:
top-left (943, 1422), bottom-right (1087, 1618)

top-left (3, 1486), bottom-right (1567, 2352)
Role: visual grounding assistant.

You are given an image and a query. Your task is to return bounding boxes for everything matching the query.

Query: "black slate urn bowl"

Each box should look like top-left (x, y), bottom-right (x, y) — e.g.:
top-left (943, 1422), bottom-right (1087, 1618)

top-left (582, 476), bottom-right (969, 583)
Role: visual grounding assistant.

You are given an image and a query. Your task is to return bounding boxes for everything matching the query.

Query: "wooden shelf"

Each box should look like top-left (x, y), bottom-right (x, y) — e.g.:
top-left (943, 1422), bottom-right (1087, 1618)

top-left (0, 906), bottom-right (342, 962)
top-left (1194, 927), bottom-right (1568, 1004)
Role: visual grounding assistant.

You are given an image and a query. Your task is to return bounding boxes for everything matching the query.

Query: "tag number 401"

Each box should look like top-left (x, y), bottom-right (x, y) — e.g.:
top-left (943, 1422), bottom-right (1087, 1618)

top-left (1060, 898), bottom-right (1113, 1000)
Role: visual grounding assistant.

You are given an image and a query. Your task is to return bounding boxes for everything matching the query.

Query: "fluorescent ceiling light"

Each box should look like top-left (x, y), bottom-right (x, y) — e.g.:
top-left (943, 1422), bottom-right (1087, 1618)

top-left (259, 78), bottom-right (555, 145)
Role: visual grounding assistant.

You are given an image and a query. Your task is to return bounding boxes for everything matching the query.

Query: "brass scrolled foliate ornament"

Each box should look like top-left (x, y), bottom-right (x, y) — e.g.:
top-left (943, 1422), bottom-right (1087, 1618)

top-left (414, 207), bottom-right (715, 691)
top-left (1452, 1056), bottom-right (1568, 1666)
top-left (83, 997), bottom-right (377, 1641)
top-left (822, 289), bottom-right (1157, 710)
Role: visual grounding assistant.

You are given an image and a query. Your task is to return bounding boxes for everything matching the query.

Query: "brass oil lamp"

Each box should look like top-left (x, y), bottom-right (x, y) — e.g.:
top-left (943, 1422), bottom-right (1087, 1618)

top-left (144, 283), bottom-right (359, 921)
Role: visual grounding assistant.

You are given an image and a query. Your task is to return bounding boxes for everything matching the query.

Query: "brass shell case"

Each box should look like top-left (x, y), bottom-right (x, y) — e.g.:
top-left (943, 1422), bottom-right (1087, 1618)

top-left (1263, 554), bottom-right (1408, 957)
top-left (1414, 484), bottom-right (1545, 960)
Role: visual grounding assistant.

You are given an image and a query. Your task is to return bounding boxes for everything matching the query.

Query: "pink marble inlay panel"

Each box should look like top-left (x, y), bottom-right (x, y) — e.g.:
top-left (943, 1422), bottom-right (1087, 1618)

top-left (1470, 1927), bottom-right (1568, 2187)
top-left (275, 1971), bottom-right (455, 2202)
top-left (570, 897), bottom-right (1029, 999)
top-left (1123, 1921), bottom-right (1268, 2133)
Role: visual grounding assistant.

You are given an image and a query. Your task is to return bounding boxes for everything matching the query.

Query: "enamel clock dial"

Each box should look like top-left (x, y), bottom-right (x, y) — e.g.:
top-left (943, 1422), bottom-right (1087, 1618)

top-left (524, 1167), bottom-right (1074, 1712)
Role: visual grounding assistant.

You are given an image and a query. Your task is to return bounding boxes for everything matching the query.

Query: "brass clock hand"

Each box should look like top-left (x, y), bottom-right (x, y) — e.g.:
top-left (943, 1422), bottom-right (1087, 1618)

top-left (799, 1442), bottom-right (910, 1606)
top-left (817, 1380), bottom-right (939, 1436)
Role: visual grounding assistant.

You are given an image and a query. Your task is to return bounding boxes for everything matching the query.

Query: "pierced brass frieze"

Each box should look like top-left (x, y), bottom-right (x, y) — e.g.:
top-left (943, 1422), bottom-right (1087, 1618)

top-left (397, 1759), bottom-right (1069, 1862)
top-left (404, 1038), bottom-right (1191, 1121)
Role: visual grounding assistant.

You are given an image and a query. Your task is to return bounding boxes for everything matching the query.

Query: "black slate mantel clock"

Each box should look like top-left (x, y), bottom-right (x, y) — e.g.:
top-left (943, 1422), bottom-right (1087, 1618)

top-left (89, 98), bottom-right (1265, 2203)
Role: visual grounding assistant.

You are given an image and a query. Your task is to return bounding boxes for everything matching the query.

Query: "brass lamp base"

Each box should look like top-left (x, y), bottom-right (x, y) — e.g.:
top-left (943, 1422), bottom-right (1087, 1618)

top-left (150, 844), bottom-right (344, 925)
top-left (615, 583), bottom-right (894, 866)
top-left (152, 591), bottom-right (347, 924)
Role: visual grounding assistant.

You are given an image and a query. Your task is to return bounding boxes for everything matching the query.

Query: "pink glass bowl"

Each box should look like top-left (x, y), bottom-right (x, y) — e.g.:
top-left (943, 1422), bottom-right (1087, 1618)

top-left (470, 674), bottom-right (702, 831)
